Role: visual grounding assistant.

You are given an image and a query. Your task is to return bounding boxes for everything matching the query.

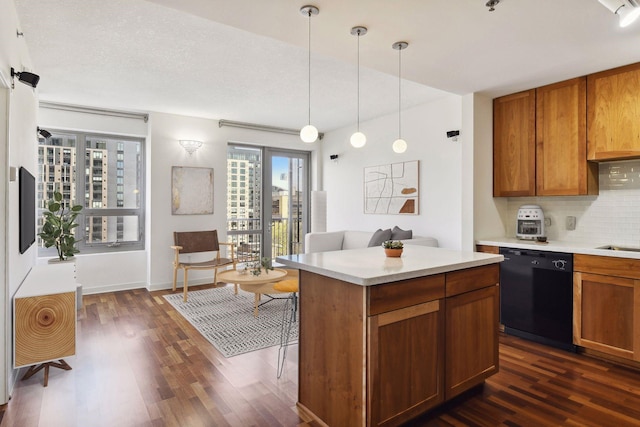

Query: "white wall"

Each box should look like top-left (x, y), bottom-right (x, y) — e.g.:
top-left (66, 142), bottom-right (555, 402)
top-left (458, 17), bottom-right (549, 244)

top-left (320, 94), bottom-right (464, 250)
top-left (39, 108), bottom-right (321, 293)
top-left (38, 105), bottom-right (150, 294)
top-left (1, 0), bottom-right (38, 403)
top-left (470, 93), bottom-right (508, 242)
top-left (147, 112), bottom-right (320, 290)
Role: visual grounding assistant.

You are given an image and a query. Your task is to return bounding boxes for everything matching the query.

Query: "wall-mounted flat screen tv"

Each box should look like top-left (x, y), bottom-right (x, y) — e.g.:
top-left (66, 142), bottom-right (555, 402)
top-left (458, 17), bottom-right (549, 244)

top-left (19, 167), bottom-right (36, 254)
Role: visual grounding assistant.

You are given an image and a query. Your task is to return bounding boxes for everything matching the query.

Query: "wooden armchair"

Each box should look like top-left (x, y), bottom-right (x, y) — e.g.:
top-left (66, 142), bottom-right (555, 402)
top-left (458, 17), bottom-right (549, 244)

top-left (171, 230), bottom-right (237, 302)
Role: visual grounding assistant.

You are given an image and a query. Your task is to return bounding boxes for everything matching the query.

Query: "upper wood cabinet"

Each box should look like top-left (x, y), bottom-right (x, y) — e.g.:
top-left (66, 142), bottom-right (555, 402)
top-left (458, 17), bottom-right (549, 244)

top-left (493, 89), bottom-right (536, 197)
top-left (536, 77), bottom-right (598, 196)
top-left (587, 62), bottom-right (640, 161)
top-left (494, 77), bottom-right (599, 197)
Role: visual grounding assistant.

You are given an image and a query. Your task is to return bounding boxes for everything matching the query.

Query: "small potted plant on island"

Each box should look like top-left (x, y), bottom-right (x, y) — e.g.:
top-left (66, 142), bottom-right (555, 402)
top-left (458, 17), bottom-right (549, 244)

top-left (38, 191), bottom-right (83, 262)
top-left (382, 240), bottom-right (404, 257)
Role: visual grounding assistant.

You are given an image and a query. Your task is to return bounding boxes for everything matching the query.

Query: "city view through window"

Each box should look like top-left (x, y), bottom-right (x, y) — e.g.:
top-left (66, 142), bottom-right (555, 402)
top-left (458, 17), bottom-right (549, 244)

top-left (37, 131), bottom-right (144, 255)
top-left (227, 145), bottom-right (309, 263)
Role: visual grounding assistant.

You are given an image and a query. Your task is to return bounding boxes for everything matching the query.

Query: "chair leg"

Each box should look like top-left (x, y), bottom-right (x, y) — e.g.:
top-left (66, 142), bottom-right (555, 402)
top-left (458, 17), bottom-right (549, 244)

top-left (172, 267), bottom-right (178, 291)
top-left (213, 267), bottom-right (218, 285)
top-left (183, 269), bottom-right (189, 302)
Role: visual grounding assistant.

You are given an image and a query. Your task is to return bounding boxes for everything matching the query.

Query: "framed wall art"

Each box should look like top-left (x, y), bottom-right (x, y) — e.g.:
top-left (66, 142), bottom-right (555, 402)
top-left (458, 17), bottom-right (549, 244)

top-left (171, 166), bottom-right (214, 215)
top-left (364, 160), bottom-right (419, 215)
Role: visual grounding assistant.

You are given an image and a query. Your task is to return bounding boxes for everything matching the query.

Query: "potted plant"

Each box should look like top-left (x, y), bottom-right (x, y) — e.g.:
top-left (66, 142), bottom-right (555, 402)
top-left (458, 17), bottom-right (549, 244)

top-left (382, 240), bottom-right (404, 257)
top-left (249, 257), bottom-right (274, 276)
top-left (38, 191), bottom-right (83, 262)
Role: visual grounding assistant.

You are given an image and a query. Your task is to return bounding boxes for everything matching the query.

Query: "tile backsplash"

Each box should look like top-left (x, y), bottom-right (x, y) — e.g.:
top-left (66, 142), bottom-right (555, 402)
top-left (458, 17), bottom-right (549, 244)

top-left (506, 160), bottom-right (640, 247)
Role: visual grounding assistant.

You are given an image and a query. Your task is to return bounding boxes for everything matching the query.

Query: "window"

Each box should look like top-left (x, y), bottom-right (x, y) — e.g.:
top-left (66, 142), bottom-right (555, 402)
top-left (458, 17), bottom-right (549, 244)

top-left (37, 130), bottom-right (145, 255)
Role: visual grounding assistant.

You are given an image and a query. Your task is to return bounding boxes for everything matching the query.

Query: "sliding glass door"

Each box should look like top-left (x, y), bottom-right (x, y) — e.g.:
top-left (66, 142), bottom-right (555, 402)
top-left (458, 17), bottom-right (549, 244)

top-left (227, 144), bottom-right (309, 263)
top-left (263, 148), bottom-right (309, 259)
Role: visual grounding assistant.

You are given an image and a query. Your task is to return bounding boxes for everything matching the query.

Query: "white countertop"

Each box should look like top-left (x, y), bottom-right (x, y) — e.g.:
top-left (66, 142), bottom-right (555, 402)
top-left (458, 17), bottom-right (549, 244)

top-left (476, 237), bottom-right (640, 259)
top-left (276, 245), bottom-right (503, 286)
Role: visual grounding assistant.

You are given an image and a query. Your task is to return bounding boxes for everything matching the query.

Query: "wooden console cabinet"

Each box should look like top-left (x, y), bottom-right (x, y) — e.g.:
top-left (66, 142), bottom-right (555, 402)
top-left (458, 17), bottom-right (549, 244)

top-left (14, 263), bottom-right (77, 386)
top-left (298, 264), bottom-right (500, 427)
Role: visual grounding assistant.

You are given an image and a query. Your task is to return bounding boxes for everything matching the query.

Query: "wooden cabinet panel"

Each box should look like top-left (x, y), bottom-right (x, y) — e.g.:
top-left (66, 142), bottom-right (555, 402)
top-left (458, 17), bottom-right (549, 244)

top-left (15, 292), bottom-right (76, 367)
top-left (446, 264), bottom-right (499, 298)
top-left (493, 90), bottom-right (536, 197)
top-left (369, 301), bottom-right (443, 427)
top-left (476, 245), bottom-right (499, 254)
top-left (588, 62), bottom-right (640, 161)
top-left (574, 254), bottom-right (640, 280)
top-left (536, 77), bottom-right (598, 195)
top-left (574, 272), bottom-right (640, 360)
top-left (298, 271), bottom-right (366, 427)
top-left (369, 275), bottom-right (444, 316)
top-left (445, 285), bottom-right (499, 399)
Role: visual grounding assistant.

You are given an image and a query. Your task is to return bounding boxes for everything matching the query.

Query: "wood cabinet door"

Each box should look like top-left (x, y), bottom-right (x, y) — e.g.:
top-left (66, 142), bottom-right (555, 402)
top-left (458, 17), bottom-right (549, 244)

top-left (574, 272), bottom-right (640, 361)
top-left (536, 77), bottom-right (598, 196)
top-left (368, 300), bottom-right (444, 427)
top-left (587, 62), bottom-right (640, 161)
top-left (493, 89), bottom-right (536, 197)
top-left (445, 285), bottom-right (499, 399)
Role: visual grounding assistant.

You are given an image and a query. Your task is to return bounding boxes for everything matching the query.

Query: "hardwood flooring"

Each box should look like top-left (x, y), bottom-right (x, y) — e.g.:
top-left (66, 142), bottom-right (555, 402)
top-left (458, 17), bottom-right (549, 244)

top-left (1, 285), bottom-right (640, 426)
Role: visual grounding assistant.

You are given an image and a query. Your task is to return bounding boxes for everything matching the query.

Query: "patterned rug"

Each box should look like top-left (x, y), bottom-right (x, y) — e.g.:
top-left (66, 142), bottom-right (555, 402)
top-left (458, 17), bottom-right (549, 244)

top-left (163, 286), bottom-right (298, 358)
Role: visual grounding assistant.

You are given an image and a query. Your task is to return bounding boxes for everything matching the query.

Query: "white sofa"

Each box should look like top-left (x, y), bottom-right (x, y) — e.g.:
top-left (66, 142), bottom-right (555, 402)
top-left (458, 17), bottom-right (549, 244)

top-left (305, 230), bottom-right (438, 254)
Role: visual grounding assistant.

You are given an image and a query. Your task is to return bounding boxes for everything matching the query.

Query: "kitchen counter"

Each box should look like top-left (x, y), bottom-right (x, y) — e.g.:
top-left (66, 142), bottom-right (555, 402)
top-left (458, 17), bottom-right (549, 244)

top-left (476, 237), bottom-right (640, 259)
top-left (276, 245), bottom-right (502, 426)
top-left (276, 244), bottom-right (503, 286)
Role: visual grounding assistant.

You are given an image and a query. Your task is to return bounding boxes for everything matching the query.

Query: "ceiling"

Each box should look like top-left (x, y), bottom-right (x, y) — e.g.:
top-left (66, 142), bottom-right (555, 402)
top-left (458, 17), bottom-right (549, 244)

top-left (13, 0), bottom-right (640, 133)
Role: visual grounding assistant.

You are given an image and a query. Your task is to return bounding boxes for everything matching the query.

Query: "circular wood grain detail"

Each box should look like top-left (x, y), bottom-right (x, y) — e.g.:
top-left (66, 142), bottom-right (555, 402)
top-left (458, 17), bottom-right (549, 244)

top-left (15, 292), bottom-right (76, 367)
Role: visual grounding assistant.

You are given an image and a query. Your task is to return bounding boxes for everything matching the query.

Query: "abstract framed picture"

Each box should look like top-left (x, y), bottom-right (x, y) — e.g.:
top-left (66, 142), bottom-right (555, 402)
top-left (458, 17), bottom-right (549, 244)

top-left (364, 160), bottom-right (419, 214)
top-left (171, 166), bottom-right (214, 215)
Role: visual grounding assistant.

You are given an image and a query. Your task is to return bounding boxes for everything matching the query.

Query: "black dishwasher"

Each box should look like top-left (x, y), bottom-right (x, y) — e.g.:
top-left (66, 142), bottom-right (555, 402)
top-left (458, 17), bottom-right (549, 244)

top-left (499, 247), bottom-right (575, 351)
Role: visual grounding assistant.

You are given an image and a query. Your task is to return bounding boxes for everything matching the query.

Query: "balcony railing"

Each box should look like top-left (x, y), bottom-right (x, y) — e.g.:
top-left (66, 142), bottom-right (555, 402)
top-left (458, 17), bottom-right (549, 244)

top-left (227, 217), bottom-right (303, 263)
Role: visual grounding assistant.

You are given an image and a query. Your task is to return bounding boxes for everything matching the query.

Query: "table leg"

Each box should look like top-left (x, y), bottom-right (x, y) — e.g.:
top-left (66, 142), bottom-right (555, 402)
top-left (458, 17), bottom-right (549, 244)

top-left (254, 293), bottom-right (260, 317)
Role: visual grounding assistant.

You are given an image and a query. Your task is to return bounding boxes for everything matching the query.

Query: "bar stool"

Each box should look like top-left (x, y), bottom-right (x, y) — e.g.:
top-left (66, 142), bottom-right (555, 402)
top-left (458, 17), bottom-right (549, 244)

top-left (273, 270), bottom-right (299, 378)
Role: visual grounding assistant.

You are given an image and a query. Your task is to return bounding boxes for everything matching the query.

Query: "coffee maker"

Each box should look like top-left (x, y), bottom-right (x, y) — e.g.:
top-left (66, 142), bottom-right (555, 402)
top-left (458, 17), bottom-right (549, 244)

top-left (516, 205), bottom-right (545, 240)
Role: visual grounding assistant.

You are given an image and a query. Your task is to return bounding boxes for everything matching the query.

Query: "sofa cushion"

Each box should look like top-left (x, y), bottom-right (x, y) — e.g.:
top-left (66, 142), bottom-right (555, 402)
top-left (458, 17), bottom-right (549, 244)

top-left (305, 230), bottom-right (345, 253)
top-left (367, 228), bottom-right (392, 247)
top-left (391, 226), bottom-right (412, 240)
top-left (343, 231), bottom-right (374, 250)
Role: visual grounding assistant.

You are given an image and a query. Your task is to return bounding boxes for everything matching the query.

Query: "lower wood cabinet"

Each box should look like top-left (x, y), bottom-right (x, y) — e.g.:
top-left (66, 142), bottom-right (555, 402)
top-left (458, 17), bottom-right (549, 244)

top-left (368, 300), bottom-right (444, 426)
top-left (445, 265), bottom-right (500, 399)
top-left (574, 255), bottom-right (640, 361)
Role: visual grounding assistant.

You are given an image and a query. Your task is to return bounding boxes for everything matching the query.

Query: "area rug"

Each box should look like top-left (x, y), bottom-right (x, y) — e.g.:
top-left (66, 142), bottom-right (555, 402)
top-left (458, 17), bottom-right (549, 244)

top-left (163, 286), bottom-right (298, 358)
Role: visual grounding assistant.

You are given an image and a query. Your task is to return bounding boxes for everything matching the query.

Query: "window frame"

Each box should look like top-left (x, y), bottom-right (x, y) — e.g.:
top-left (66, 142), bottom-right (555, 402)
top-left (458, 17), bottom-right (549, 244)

top-left (38, 129), bottom-right (146, 256)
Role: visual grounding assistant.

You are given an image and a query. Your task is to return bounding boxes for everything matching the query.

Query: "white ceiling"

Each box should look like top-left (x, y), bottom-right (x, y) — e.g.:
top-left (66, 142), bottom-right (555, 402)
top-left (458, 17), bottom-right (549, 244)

top-left (13, 0), bottom-right (640, 133)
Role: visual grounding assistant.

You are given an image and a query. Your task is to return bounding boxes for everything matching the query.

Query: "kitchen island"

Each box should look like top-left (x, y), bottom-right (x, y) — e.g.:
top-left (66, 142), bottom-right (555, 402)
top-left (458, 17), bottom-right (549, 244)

top-left (277, 245), bottom-right (503, 427)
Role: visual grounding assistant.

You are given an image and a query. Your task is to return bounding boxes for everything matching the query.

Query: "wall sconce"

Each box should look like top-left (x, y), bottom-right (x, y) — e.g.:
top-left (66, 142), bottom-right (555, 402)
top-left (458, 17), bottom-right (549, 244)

top-left (179, 140), bottom-right (203, 155)
top-left (11, 67), bottom-right (40, 89)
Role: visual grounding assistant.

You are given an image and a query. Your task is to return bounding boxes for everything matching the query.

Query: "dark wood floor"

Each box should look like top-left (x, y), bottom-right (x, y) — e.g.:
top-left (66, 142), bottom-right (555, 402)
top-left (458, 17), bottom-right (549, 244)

top-left (2, 284), bottom-right (640, 426)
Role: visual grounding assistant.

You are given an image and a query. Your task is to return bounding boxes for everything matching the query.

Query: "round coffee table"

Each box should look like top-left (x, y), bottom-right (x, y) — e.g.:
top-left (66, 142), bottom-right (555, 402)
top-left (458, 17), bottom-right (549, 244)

top-left (217, 268), bottom-right (288, 317)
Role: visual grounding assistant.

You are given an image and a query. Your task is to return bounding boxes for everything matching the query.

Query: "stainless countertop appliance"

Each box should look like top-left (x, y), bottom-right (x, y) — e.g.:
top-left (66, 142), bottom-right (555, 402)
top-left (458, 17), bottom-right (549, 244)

top-left (516, 205), bottom-right (545, 240)
top-left (499, 247), bottom-right (575, 351)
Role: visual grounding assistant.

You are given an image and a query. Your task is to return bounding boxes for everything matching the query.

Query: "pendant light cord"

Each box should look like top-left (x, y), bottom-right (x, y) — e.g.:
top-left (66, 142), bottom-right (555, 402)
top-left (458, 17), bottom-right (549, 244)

top-left (398, 47), bottom-right (402, 139)
top-left (357, 30), bottom-right (361, 132)
top-left (307, 10), bottom-right (312, 126)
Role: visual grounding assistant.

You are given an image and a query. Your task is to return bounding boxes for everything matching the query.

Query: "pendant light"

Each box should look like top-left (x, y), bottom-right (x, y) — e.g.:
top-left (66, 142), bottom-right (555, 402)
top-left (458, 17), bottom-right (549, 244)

top-left (392, 41), bottom-right (408, 154)
top-left (350, 26), bottom-right (367, 148)
top-left (300, 5), bottom-right (320, 143)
